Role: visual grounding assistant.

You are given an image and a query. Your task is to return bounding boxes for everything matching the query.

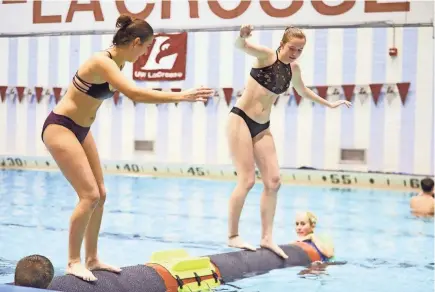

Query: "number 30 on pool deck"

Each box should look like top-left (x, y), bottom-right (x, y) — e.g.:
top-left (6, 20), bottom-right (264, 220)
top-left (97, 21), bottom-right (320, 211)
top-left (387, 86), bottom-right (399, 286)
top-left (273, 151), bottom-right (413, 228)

top-left (1, 157), bottom-right (24, 167)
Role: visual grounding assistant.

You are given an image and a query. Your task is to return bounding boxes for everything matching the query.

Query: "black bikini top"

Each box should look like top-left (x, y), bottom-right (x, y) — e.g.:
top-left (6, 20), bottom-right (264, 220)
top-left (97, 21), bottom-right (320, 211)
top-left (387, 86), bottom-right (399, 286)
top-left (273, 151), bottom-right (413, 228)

top-left (250, 50), bottom-right (292, 95)
top-left (72, 51), bottom-right (123, 100)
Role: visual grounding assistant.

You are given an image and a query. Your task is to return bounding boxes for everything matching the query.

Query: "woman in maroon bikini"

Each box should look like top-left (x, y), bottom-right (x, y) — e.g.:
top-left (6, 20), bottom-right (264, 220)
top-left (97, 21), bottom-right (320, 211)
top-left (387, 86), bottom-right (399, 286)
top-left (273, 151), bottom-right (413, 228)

top-left (41, 15), bottom-right (213, 282)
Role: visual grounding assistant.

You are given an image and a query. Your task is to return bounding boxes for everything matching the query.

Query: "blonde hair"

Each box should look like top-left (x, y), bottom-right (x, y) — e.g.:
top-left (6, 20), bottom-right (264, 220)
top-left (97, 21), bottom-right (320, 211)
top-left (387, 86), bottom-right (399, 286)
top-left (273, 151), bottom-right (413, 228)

top-left (281, 26), bottom-right (306, 44)
top-left (306, 211), bottom-right (317, 227)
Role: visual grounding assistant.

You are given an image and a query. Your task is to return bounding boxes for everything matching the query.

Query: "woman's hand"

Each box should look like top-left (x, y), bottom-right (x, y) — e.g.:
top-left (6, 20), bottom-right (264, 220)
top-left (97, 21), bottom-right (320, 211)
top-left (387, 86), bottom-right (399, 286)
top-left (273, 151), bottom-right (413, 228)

top-left (239, 24), bottom-right (253, 38)
top-left (329, 100), bottom-right (352, 108)
top-left (181, 87), bottom-right (214, 102)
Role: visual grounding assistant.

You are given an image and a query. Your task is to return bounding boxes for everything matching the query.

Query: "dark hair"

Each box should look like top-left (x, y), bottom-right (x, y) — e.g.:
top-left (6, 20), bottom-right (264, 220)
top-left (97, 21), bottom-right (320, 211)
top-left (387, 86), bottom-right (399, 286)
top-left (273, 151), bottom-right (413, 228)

top-left (112, 14), bottom-right (154, 46)
top-left (421, 177), bottom-right (434, 193)
top-left (14, 255), bottom-right (54, 289)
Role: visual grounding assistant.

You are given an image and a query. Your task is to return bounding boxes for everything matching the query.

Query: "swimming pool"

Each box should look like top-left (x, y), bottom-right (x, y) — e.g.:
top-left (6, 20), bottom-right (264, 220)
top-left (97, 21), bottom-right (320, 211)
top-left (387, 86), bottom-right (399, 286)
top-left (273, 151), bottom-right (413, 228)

top-left (0, 169), bottom-right (433, 292)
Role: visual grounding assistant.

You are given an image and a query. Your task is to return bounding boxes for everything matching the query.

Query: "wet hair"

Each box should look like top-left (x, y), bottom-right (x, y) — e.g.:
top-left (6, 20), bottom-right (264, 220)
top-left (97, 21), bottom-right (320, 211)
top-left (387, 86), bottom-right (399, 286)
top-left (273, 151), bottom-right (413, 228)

top-left (14, 255), bottom-right (54, 289)
top-left (112, 14), bottom-right (154, 47)
top-left (281, 26), bottom-right (306, 44)
top-left (421, 177), bottom-right (434, 193)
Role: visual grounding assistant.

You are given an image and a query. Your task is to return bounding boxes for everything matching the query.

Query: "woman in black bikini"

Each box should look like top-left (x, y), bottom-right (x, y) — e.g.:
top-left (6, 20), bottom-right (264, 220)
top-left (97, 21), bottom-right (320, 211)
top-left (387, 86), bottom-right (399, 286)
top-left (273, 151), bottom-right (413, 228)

top-left (41, 15), bottom-right (213, 282)
top-left (227, 25), bottom-right (351, 259)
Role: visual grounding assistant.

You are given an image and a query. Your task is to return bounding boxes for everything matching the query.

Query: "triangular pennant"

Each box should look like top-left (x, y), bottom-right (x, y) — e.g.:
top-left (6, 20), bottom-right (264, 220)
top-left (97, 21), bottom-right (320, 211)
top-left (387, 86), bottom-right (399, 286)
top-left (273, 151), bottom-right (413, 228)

top-left (53, 87), bottom-right (63, 103)
top-left (342, 84), bottom-right (355, 102)
top-left (222, 88), bottom-right (233, 106)
top-left (16, 86), bottom-right (26, 103)
top-left (385, 84), bottom-right (396, 105)
top-left (396, 82), bottom-right (410, 105)
top-left (316, 86), bottom-right (328, 100)
top-left (113, 91), bottom-right (120, 105)
top-left (327, 86), bottom-right (341, 101)
top-left (204, 96), bottom-right (211, 107)
top-left (0, 86), bottom-right (7, 102)
top-left (273, 96), bottom-right (280, 106)
top-left (212, 88), bottom-right (220, 105)
top-left (35, 87), bottom-right (43, 103)
top-left (356, 86), bottom-right (369, 105)
top-left (171, 88), bottom-right (182, 107)
top-left (386, 92), bottom-right (396, 105)
top-left (153, 88), bottom-right (162, 107)
top-left (287, 93), bottom-right (293, 106)
top-left (369, 83), bottom-right (383, 105)
top-left (293, 88), bottom-right (302, 105)
top-left (386, 84), bottom-right (395, 94)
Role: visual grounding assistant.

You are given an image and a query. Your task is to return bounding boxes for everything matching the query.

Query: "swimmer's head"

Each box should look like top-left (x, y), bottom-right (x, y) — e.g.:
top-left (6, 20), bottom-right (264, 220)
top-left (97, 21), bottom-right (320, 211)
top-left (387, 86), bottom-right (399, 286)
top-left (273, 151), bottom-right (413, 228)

top-left (279, 26), bottom-right (306, 63)
top-left (112, 14), bottom-right (154, 62)
top-left (421, 177), bottom-right (434, 194)
top-left (14, 255), bottom-right (54, 289)
top-left (295, 211), bottom-right (317, 237)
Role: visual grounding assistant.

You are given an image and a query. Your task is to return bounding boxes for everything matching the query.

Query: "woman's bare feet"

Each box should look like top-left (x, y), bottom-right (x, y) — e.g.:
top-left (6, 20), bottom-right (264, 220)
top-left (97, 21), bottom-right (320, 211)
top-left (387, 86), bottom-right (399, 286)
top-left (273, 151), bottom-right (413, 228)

top-left (86, 258), bottom-right (122, 274)
top-left (66, 262), bottom-right (97, 282)
top-left (228, 235), bottom-right (257, 251)
top-left (260, 238), bottom-right (288, 259)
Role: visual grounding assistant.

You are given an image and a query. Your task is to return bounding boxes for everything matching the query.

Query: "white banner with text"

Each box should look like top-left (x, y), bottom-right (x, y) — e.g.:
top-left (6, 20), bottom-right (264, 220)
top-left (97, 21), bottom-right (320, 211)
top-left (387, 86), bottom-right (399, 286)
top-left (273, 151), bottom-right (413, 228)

top-left (0, 0), bottom-right (432, 35)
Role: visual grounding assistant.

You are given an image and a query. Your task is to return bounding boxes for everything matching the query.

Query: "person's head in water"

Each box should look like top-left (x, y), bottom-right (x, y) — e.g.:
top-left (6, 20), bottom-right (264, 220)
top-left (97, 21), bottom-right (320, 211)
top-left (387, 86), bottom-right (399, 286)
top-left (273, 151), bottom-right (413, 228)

top-left (14, 255), bottom-right (54, 289)
top-left (278, 26), bottom-right (306, 63)
top-left (295, 211), bottom-right (317, 237)
top-left (112, 14), bottom-right (154, 62)
top-left (421, 177), bottom-right (434, 196)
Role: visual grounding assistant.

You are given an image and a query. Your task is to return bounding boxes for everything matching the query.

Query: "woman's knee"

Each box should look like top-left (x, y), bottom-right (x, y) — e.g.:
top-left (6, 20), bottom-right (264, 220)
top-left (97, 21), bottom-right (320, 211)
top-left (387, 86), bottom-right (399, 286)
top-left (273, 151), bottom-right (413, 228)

top-left (264, 175), bottom-right (281, 192)
top-left (97, 184), bottom-right (107, 206)
top-left (78, 188), bottom-right (101, 209)
top-left (237, 174), bottom-right (256, 191)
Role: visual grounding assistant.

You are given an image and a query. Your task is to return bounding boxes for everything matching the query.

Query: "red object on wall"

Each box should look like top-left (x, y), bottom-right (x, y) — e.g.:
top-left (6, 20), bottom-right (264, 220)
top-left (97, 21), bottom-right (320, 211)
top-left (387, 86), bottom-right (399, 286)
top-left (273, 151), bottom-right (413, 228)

top-left (369, 83), bottom-right (383, 105)
top-left (342, 84), bottom-right (355, 102)
top-left (222, 88), bottom-right (233, 106)
top-left (396, 82), bottom-right (410, 105)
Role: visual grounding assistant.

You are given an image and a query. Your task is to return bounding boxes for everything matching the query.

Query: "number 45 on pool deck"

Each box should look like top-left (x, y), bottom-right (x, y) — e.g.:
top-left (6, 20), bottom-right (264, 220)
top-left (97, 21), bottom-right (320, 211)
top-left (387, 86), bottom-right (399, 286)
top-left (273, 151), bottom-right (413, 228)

top-left (187, 167), bottom-right (208, 176)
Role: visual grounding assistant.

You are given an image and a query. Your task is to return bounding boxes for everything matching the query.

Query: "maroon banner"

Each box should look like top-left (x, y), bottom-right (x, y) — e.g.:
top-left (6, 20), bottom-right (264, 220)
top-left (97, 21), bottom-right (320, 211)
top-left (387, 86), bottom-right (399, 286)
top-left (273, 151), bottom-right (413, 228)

top-left (171, 88), bottom-right (182, 107)
top-left (35, 86), bottom-right (44, 103)
top-left (223, 88), bottom-right (233, 106)
top-left (133, 32), bottom-right (188, 82)
top-left (369, 83), bottom-right (383, 105)
top-left (316, 86), bottom-right (328, 100)
top-left (16, 86), bottom-right (26, 102)
top-left (396, 82), bottom-right (410, 105)
top-left (293, 88), bottom-right (302, 105)
top-left (53, 87), bottom-right (63, 103)
top-left (0, 86), bottom-right (6, 102)
top-left (113, 91), bottom-right (120, 105)
top-left (342, 84), bottom-right (355, 102)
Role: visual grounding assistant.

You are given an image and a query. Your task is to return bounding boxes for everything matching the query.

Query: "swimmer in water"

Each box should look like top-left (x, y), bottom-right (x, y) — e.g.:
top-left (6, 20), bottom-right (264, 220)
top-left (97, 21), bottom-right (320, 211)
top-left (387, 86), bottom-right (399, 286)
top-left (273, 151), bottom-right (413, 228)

top-left (227, 24), bottom-right (351, 259)
top-left (410, 177), bottom-right (434, 217)
top-left (41, 15), bottom-right (214, 282)
top-left (294, 211), bottom-right (334, 263)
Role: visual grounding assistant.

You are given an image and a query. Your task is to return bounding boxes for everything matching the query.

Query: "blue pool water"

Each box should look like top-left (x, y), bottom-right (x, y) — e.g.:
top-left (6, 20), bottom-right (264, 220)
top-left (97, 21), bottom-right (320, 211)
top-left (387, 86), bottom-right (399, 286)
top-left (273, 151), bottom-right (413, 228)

top-left (0, 169), bottom-right (433, 291)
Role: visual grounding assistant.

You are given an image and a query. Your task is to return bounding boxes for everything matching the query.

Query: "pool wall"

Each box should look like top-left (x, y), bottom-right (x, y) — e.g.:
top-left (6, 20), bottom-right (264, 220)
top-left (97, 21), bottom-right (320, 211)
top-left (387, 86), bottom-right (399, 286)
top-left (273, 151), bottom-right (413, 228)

top-left (0, 27), bottom-right (433, 177)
